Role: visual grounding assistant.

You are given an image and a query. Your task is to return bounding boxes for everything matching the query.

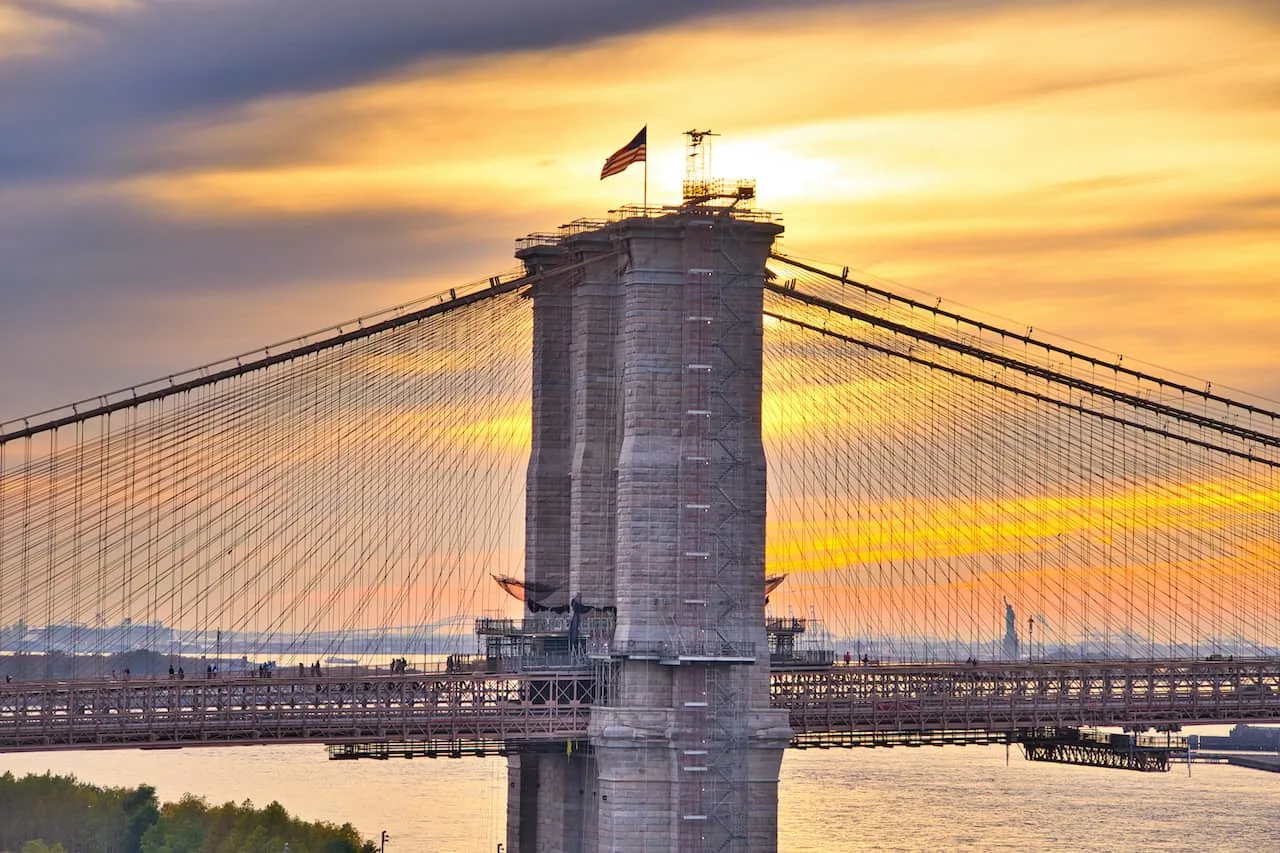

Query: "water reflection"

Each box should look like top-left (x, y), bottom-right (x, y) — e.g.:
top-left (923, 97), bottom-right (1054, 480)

top-left (2, 742), bottom-right (1275, 851)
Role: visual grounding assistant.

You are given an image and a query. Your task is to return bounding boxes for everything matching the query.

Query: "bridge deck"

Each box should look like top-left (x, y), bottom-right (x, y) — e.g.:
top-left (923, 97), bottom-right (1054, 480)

top-left (0, 659), bottom-right (1275, 754)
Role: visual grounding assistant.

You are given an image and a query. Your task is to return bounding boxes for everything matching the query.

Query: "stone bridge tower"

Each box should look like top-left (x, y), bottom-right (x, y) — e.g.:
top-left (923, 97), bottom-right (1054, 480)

top-left (512, 205), bottom-right (790, 852)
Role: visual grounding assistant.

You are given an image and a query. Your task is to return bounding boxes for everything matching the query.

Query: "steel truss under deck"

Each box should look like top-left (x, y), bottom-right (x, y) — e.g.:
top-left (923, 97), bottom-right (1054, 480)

top-left (0, 659), bottom-right (1276, 754)
top-left (0, 671), bottom-right (592, 751)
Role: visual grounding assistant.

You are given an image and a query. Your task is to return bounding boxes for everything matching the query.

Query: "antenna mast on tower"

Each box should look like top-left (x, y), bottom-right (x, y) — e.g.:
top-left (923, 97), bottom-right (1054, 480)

top-left (682, 129), bottom-right (755, 208)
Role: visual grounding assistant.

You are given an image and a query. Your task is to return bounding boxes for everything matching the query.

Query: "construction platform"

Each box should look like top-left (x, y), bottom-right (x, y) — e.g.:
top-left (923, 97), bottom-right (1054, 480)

top-left (1019, 727), bottom-right (1185, 772)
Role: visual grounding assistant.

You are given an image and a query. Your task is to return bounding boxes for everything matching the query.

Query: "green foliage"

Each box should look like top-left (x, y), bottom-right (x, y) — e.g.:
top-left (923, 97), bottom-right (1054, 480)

top-left (0, 774), bottom-right (370, 853)
top-left (137, 795), bottom-right (207, 853)
top-left (124, 785), bottom-right (161, 852)
top-left (140, 795), bottom-right (367, 853)
top-left (0, 770), bottom-right (152, 853)
top-left (20, 842), bottom-right (68, 853)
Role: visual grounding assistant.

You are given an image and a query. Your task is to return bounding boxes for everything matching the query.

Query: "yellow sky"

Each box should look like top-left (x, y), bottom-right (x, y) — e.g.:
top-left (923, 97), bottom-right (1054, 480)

top-left (1, 0), bottom-right (1277, 647)
top-left (83, 1), bottom-right (1275, 400)
top-left (2, 0), bottom-right (1276, 409)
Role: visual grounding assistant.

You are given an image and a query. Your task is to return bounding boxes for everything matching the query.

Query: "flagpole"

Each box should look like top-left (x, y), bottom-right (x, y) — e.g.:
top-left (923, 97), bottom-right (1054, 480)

top-left (643, 156), bottom-right (648, 213)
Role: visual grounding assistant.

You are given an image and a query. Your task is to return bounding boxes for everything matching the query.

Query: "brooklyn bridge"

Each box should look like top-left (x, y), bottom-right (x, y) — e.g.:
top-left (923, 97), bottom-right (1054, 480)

top-left (1, 197), bottom-right (1277, 852)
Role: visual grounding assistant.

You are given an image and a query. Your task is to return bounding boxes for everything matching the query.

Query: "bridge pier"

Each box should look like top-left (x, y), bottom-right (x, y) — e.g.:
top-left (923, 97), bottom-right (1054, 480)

top-left (513, 208), bottom-right (789, 852)
top-left (507, 749), bottom-right (597, 853)
top-left (589, 704), bottom-right (792, 852)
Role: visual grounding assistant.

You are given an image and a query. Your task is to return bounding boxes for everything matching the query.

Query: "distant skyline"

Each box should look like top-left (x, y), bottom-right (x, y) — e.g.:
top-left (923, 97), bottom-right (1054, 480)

top-left (1, 0), bottom-right (1277, 419)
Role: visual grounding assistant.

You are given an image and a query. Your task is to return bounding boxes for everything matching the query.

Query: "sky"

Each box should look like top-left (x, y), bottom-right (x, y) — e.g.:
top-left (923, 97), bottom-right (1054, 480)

top-left (1, 0), bottom-right (1278, 419)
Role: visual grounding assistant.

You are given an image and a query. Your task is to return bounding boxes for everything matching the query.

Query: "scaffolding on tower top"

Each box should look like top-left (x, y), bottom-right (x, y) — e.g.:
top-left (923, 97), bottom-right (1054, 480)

top-left (682, 129), bottom-right (756, 207)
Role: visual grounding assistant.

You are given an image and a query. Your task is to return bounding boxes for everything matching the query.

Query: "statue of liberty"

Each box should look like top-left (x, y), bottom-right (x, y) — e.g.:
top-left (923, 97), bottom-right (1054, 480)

top-left (1002, 597), bottom-right (1019, 660)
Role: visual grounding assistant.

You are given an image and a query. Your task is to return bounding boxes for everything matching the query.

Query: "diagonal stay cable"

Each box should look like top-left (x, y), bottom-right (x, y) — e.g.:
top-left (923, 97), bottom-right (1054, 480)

top-left (771, 252), bottom-right (1280, 424)
top-left (764, 309), bottom-right (1279, 469)
top-left (763, 282), bottom-right (1280, 455)
top-left (0, 254), bottom-right (612, 444)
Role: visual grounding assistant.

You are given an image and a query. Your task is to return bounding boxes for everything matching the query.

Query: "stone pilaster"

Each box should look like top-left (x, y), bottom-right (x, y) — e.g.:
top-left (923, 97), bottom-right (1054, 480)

top-left (565, 231), bottom-right (621, 604)
top-left (518, 243), bottom-right (573, 605)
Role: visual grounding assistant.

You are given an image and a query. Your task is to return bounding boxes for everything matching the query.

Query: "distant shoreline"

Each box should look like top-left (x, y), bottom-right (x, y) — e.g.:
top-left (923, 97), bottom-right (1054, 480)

top-left (1181, 751), bottom-right (1280, 773)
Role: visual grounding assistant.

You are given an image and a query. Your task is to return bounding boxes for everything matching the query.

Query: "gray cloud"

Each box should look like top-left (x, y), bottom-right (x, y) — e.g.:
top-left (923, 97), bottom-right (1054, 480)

top-left (4, 0), bottom-right (1276, 416)
top-left (0, 0), bottom-right (850, 181)
top-left (2, 0), bottom-right (871, 414)
top-left (0, 200), bottom-right (483, 299)
top-left (4, 0), bottom-right (115, 30)
top-left (0, 192), bottom-right (535, 416)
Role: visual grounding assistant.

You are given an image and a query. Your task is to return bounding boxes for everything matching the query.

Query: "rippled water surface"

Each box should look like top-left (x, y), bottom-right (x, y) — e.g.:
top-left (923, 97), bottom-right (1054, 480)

top-left (4, 742), bottom-right (1276, 851)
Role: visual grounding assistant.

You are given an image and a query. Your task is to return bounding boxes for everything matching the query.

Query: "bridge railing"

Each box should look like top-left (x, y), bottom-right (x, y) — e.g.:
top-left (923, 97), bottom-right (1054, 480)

top-left (0, 670), bottom-right (596, 751)
top-left (2, 660), bottom-right (1276, 754)
top-left (608, 639), bottom-right (757, 662)
top-left (610, 203), bottom-right (782, 224)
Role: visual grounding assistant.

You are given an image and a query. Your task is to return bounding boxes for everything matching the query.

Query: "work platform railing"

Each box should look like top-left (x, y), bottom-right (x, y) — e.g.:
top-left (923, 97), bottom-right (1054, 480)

top-left (779, 658), bottom-right (1280, 747)
top-left (0, 659), bottom-right (1275, 754)
top-left (0, 670), bottom-right (594, 752)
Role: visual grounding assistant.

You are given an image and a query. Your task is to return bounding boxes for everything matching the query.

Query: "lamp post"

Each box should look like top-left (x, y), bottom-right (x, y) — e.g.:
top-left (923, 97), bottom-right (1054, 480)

top-left (380, 830), bottom-right (390, 852)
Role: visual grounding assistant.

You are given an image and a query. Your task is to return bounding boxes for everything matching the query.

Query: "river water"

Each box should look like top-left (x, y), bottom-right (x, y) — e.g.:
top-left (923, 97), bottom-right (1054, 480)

top-left (3, 738), bottom-right (1275, 851)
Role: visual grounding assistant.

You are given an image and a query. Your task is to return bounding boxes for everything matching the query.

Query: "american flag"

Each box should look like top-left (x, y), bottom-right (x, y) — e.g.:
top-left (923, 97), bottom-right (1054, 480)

top-left (600, 126), bottom-right (646, 179)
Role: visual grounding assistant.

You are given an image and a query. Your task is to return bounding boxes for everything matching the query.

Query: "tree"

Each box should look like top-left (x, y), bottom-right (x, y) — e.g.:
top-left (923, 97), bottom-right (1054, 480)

top-left (123, 784), bottom-right (160, 853)
top-left (1, 777), bottom-right (373, 853)
top-left (20, 841), bottom-right (68, 853)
